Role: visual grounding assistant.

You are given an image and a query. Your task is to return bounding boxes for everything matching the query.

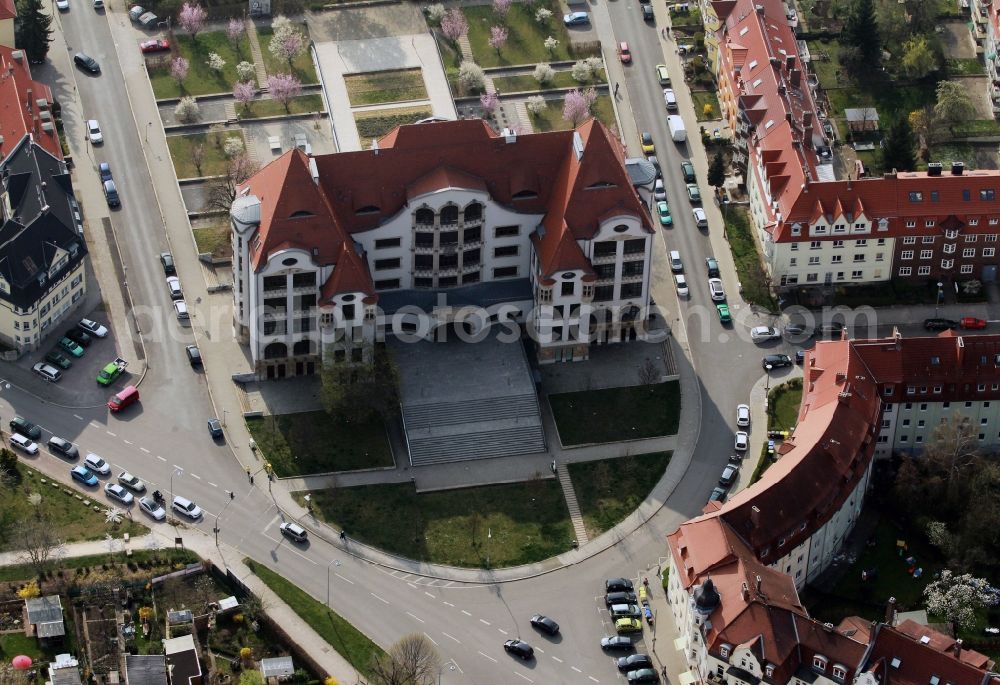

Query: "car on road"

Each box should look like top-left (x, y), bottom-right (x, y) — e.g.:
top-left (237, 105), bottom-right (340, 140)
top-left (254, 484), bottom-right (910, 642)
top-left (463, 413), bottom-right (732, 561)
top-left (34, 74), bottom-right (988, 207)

top-left (736, 404), bottom-right (750, 427)
top-left (530, 614), bottom-right (560, 635)
top-left (705, 257), bottom-right (720, 277)
top-left (172, 496), bottom-right (203, 520)
top-left (641, 4), bottom-right (653, 21)
top-left (71, 465), bottom-right (98, 486)
top-left (961, 316), bottom-right (987, 329)
top-left (59, 337), bottom-right (84, 357)
top-left (717, 303), bottom-right (731, 323)
top-left (140, 39), bottom-right (170, 53)
top-left (56, 0), bottom-right (69, 10)
top-left (503, 639), bottom-right (534, 660)
top-left (207, 418), bottom-right (223, 439)
top-left (128, 4), bottom-right (145, 19)
top-left (686, 184), bottom-right (701, 203)
top-left (669, 251), bottom-right (683, 272)
top-left (605, 590), bottom-right (637, 606)
top-left (10, 417), bottom-right (42, 440)
top-left (118, 472), bottom-right (146, 493)
top-left (32, 362), bottom-right (62, 382)
top-left (626, 668), bottom-right (660, 683)
top-left (166, 276), bottom-right (183, 299)
top-left (663, 88), bottom-right (678, 111)
top-left (923, 318), bottom-right (958, 331)
top-left (762, 354), bottom-right (792, 369)
top-left (87, 119), bottom-right (103, 145)
top-left (563, 11), bottom-right (589, 25)
top-left (619, 42), bottom-right (632, 63)
top-left (103, 179), bottom-right (120, 208)
top-left (655, 64), bottom-right (670, 85)
top-left (653, 178), bottom-right (666, 202)
top-left (11, 434), bottom-right (39, 454)
top-left (656, 201), bottom-right (672, 227)
top-left (139, 497), bottom-right (167, 521)
top-left (795, 349), bottom-right (807, 364)
top-left (79, 318), bottom-right (109, 338)
top-left (784, 323), bottom-right (807, 336)
top-left (74, 53), bottom-right (100, 73)
top-left (138, 496), bottom-right (166, 521)
top-left (160, 252), bottom-right (176, 274)
top-left (813, 322), bottom-right (845, 338)
top-left (709, 486), bottom-right (727, 503)
top-left (615, 618), bottom-right (643, 634)
top-left (693, 207), bottom-right (708, 228)
top-left (610, 603), bottom-right (642, 619)
top-left (719, 464), bottom-right (738, 487)
top-left (104, 483), bottom-right (134, 505)
top-left (48, 436), bottom-right (79, 460)
top-left (99, 162), bottom-right (113, 183)
top-left (606, 578), bottom-right (634, 592)
top-left (735, 431), bottom-right (749, 451)
top-left (708, 278), bottom-right (725, 301)
top-left (680, 159), bottom-right (696, 183)
top-left (602, 634), bottom-right (634, 650)
top-left (750, 326), bottom-right (780, 343)
top-left (675, 274), bottom-right (689, 297)
top-left (174, 300), bottom-right (189, 320)
top-left (640, 132), bottom-right (655, 154)
top-left (66, 328), bottom-right (92, 347)
top-left (279, 522), bottom-right (308, 543)
top-left (84, 453), bottom-right (111, 476)
top-left (45, 349), bottom-right (72, 369)
top-left (186, 345), bottom-right (202, 367)
top-left (646, 155), bottom-right (661, 178)
top-left (618, 654), bottom-right (654, 672)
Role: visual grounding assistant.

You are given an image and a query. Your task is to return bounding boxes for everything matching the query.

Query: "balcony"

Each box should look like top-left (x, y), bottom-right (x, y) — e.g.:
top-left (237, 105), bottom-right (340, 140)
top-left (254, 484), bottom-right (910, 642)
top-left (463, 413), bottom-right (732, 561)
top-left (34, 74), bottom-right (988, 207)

top-left (292, 285), bottom-right (316, 295)
top-left (414, 244), bottom-right (435, 254)
top-left (621, 273), bottom-right (645, 283)
top-left (262, 287), bottom-right (286, 298)
top-left (622, 249), bottom-right (645, 260)
top-left (592, 252), bottom-right (617, 265)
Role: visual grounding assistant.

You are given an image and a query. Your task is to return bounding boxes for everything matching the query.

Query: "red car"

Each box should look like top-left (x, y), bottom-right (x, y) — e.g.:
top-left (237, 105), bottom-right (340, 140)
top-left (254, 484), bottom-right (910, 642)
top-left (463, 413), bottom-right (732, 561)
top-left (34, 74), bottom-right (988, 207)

top-left (619, 42), bottom-right (631, 64)
top-left (960, 317), bottom-right (988, 329)
top-left (140, 39), bottom-right (170, 53)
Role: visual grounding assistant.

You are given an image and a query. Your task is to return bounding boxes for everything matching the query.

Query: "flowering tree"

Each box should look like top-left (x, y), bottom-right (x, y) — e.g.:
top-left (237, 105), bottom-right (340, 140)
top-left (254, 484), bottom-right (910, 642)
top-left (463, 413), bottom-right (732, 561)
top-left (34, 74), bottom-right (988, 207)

top-left (227, 17), bottom-right (245, 48)
top-left (266, 73), bottom-right (302, 112)
top-left (440, 8), bottom-right (468, 43)
top-left (923, 570), bottom-right (1000, 630)
top-left (526, 94), bottom-right (546, 115)
top-left (178, 2), bottom-right (207, 39)
top-left (570, 59), bottom-right (592, 82)
top-left (269, 26), bottom-right (305, 67)
top-left (425, 3), bottom-right (446, 24)
top-left (233, 81), bottom-right (255, 111)
top-left (536, 7), bottom-right (552, 23)
top-left (563, 87), bottom-right (596, 126)
top-left (480, 91), bottom-right (499, 115)
top-left (458, 60), bottom-right (485, 92)
top-left (533, 63), bottom-right (554, 84)
top-left (174, 96), bottom-right (200, 123)
top-left (223, 136), bottom-right (244, 158)
top-left (171, 56), bottom-right (189, 86)
top-left (493, 0), bottom-right (513, 20)
top-left (543, 34), bottom-right (558, 54)
top-left (583, 56), bottom-right (603, 77)
top-left (207, 52), bottom-right (226, 73)
top-left (236, 60), bottom-right (256, 82)
top-left (489, 25), bottom-right (508, 56)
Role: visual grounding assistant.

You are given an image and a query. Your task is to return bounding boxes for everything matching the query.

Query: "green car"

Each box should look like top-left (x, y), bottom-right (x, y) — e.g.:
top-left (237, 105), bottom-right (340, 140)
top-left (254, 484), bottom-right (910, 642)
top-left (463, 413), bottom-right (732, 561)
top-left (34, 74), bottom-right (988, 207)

top-left (717, 303), bottom-right (732, 323)
top-left (686, 184), bottom-right (702, 203)
top-left (58, 337), bottom-right (84, 357)
top-left (656, 201), bottom-right (672, 226)
top-left (45, 349), bottom-right (73, 369)
top-left (680, 160), bottom-right (696, 183)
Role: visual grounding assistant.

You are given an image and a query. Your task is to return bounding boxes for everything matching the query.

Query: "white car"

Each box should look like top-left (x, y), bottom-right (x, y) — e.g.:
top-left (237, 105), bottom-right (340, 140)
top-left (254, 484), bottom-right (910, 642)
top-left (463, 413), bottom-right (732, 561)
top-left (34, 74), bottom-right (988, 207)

top-left (11, 433), bottom-right (39, 455)
top-left (708, 278), bottom-right (726, 301)
top-left (693, 207), bottom-right (708, 228)
top-left (735, 431), bottom-right (749, 451)
top-left (674, 274), bottom-right (689, 297)
top-left (118, 471), bottom-right (146, 493)
top-left (653, 179), bottom-right (667, 201)
top-left (174, 300), bottom-right (189, 320)
top-left (87, 119), bottom-right (103, 144)
top-left (736, 404), bottom-right (750, 427)
top-left (84, 453), bottom-right (111, 475)
top-left (104, 483), bottom-right (134, 505)
top-left (750, 326), bottom-right (781, 343)
top-left (172, 496), bottom-right (202, 519)
top-left (79, 318), bottom-right (109, 337)
top-left (138, 496), bottom-right (166, 521)
top-left (56, 0), bottom-right (69, 10)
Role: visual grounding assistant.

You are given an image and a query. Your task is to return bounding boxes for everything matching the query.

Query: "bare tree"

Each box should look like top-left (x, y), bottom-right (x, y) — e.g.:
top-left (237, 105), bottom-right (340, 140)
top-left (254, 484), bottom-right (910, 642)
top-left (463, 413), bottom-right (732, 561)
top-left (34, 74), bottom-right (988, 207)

top-left (205, 153), bottom-right (259, 213)
top-left (191, 144), bottom-right (206, 176)
top-left (925, 412), bottom-right (981, 502)
top-left (638, 357), bottom-right (660, 385)
top-left (17, 515), bottom-right (63, 576)
top-left (370, 633), bottom-right (442, 685)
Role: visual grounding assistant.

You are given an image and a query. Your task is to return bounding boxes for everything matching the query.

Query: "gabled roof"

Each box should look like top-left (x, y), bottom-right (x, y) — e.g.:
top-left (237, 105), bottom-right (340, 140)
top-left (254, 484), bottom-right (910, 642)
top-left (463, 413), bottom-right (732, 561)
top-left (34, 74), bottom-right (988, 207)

top-left (892, 620), bottom-right (993, 670)
top-left (861, 624), bottom-right (1000, 685)
top-left (0, 0), bottom-right (13, 20)
top-left (124, 654), bottom-right (168, 685)
top-left (0, 47), bottom-right (59, 160)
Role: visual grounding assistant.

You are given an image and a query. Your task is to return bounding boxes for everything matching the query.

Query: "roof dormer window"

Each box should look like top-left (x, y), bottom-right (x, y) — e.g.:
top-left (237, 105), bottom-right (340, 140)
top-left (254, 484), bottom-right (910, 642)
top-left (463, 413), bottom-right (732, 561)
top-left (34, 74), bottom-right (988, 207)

top-left (833, 665), bottom-right (847, 681)
top-left (813, 656), bottom-right (827, 671)
top-left (720, 644), bottom-right (731, 658)
top-left (765, 664), bottom-right (775, 679)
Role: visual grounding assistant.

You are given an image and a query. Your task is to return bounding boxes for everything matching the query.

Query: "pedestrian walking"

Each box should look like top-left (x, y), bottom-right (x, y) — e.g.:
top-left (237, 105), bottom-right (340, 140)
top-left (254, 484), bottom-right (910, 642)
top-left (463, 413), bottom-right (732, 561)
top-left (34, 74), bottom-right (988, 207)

top-left (246, 468), bottom-right (251, 481)
top-left (551, 459), bottom-right (557, 474)
top-left (250, 475), bottom-right (254, 485)
top-left (614, 82), bottom-right (620, 97)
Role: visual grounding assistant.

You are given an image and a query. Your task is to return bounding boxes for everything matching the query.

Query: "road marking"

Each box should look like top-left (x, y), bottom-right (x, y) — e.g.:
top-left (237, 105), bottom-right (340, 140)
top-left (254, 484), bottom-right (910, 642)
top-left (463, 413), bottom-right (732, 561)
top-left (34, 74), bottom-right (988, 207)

top-left (406, 611), bottom-right (425, 624)
top-left (422, 632), bottom-right (438, 646)
top-left (334, 573), bottom-right (354, 585)
top-left (90, 422), bottom-right (101, 428)
top-left (498, 628), bottom-right (508, 635)
top-left (461, 610), bottom-right (472, 616)
top-left (140, 447), bottom-right (150, 453)
top-left (208, 482), bottom-right (217, 488)
top-left (535, 647), bottom-right (544, 654)
top-left (551, 656), bottom-right (563, 663)
top-left (73, 414), bottom-right (83, 421)
top-left (477, 651), bottom-right (497, 663)
top-left (370, 593), bottom-right (389, 605)
top-left (514, 673), bottom-right (533, 683)
top-left (449, 659), bottom-right (464, 674)
top-left (265, 515), bottom-right (281, 531)
top-left (407, 582), bottom-right (418, 589)
top-left (173, 464), bottom-right (184, 471)
top-left (190, 473), bottom-right (201, 480)
top-left (106, 431), bottom-right (117, 437)
top-left (123, 440), bottom-right (133, 445)
top-left (572, 667), bottom-right (582, 673)
top-left (443, 601), bottom-right (455, 607)
top-left (442, 632), bottom-right (461, 643)
top-left (588, 677), bottom-right (600, 683)
top-left (424, 591), bottom-right (436, 599)
top-left (156, 456), bottom-right (166, 462)
top-left (479, 619), bottom-right (490, 626)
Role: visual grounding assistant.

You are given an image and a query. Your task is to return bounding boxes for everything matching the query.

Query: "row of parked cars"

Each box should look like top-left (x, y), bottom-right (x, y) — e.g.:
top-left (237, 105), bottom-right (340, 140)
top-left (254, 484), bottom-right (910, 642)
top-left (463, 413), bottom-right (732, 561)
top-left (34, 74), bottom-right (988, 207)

top-left (599, 578), bottom-right (659, 683)
top-left (31, 318), bottom-right (110, 383)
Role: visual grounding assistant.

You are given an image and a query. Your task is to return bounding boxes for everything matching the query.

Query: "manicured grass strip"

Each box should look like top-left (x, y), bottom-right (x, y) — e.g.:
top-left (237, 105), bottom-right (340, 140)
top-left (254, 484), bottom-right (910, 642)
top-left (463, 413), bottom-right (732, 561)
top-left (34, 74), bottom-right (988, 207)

top-left (355, 107), bottom-right (432, 145)
top-left (245, 559), bottom-right (383, 679)
top-left (767, 378), bottom-right (802, 432)
top-left (193, 223), bottom-right (231, 258)
top-left (490, 70), bottom-right (605, 93)
top-left (549, 381), bottom-right (680, 446)
top-left (722, 206), bottom-right (776, 310)
top-left (238, 94), bottom-right (325, 119)
top-left (257, 24), bottom-right (319, 83)
top-left (344, 69), bottom-right (428, 106)
top-left (527, 97), bottom-right (617, 133)
top-left (0, 548), bottom-right (198, 582)
top-left (464, 1), bottom-right (580, 68)
top-left (568, 452), bottom-right (672, 538)
top-left (166, 132), bottom-right (238, 178)
top-left (298, 480), bottom-right (574, 568)
top-left (246, 412), bottom-right (393, 477)
top-left (148, 32), bottom-right (252, 99)
top-left (691, 90), bottom-right (720, 121)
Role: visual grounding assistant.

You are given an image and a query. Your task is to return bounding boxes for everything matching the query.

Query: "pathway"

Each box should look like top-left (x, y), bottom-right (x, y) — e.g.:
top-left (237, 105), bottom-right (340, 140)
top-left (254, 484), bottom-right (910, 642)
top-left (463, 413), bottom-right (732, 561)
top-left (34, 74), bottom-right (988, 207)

top-left (245, 18), bottom-right (270, 89)
top-left (557, 466), bottom-right (589, 545)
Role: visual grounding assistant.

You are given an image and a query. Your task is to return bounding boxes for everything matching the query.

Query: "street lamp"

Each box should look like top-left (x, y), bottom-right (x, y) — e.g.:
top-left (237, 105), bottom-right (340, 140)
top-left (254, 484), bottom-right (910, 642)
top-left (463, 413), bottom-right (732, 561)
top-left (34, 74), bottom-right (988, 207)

top-left (936, 281), bottom-right (944, 317)
top-left (169, 467), bottom-right (183, 515)
top-left (486, 527), bottom-right (492, 569)
top-left (214, 491), bottom-right (235, 544)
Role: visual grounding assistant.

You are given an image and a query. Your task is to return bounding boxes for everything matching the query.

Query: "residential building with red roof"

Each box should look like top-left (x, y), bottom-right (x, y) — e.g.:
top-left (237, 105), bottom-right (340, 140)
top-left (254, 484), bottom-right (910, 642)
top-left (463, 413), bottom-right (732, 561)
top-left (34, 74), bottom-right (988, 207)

top-left (230, 118), bottom-right (654, 378)
top-left (0, 0), bottom-right (14, 49)
top-left (0, 46), bottom-right (60, 161)
top-left (711, 0), bottom-right (1000, 292)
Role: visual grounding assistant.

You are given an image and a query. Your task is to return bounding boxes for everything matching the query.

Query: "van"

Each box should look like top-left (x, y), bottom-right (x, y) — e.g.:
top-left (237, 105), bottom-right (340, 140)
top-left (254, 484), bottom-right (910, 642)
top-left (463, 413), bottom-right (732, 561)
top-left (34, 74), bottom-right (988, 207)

top-left (669, 251), bottom-right (683, 273)
top-left (663, 88), bottom-right (677, 111)
top-left (32, 362), bottom-right (62, 382)
top-left (610, 603), bottom-right (641, 620)
top-left (108, 385), bottom-right (139, 412)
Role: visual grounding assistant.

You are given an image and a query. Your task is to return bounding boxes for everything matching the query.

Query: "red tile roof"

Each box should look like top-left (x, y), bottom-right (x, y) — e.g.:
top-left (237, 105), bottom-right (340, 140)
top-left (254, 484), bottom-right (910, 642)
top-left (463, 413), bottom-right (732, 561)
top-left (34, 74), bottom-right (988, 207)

top-left (893, 620), bottom-right (993, 670)
top-left (0, 47), bottom-right (59, 160)
top-left (861, 624), bottom-right (1000, 685)
top-left (0, 0), bottom-right (14, 21)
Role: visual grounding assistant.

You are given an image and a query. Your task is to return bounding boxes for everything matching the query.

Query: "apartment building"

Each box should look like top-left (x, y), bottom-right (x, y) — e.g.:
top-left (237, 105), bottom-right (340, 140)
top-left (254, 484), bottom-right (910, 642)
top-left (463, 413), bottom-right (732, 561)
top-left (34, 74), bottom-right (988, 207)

top-left (231, 118), bottom-right (654, 379)
top-left (0, 0), bottom-right (13, 49)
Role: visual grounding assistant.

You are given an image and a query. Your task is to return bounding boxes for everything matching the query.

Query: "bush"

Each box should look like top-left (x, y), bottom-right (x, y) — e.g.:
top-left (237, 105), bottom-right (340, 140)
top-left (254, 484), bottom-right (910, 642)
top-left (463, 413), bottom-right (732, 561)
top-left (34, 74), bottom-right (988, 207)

top-left (458, 60), bottom-right (486, 92)
top-left (174, 96), bottom-right (201, 123)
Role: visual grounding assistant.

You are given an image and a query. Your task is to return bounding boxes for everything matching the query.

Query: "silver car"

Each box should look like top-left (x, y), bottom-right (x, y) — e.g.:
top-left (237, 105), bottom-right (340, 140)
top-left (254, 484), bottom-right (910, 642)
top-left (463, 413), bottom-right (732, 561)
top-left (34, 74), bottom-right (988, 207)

top-left (104, 483), bottom-right (134, 505)
top-left (138, 496), bottom-right (166, 521)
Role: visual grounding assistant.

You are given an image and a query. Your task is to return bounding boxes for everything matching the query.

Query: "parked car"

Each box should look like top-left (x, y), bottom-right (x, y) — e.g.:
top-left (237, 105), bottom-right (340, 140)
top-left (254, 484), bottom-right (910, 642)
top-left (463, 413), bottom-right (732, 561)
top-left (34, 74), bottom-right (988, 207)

top-left (86, 119), bottom-right (103, 144)
top-left (606, 578), bottom-right (635, 592)
top-left (166, 276), bottom-right (183, 299)
top-left (640, 132), bottom-right (655, 154)
top-left (709, 486), bottom-right (727, 503)
top-left (160, 252), bottom-right (176, 274)
top-left (686, 184), bottom-right (701, 203)
top-left (716, 303), bottom-right (731, 324)
top-left (98, 162), bottom-right (113, 182)
top-left (960, 317), bottom-right (987, 329)
top-left (186, 344), bottom-right (202, 367)
top-left (48, 436), bottom-right (79, 459)
top-left (719, 464), bottom-right (738, 487)
top-left (705, 257), bottom-right (720, 277)
top-left (680, 160), bottom-right (696, 183)
top-left (735, 431), bottom-right (748, 451)
top-left (104, 483), bottom-right (134, 505)
top-left (59, 337), bottom-right (84, 357)
top-left (530, 614), bottom-right (560, 636)
top-left (71, 465), bottom-right (98, 486)
top-left (646, 154), bottom-right (661, 178)
top-left (669, 251), bottom-right (683, 272)
top-left (79, 318), bottom-right (109, 337)
top-left (692, 207), bottom-right (708, 228)
top-left (207, 418), bottom-right (223, 438)
top-left (641, 4), bottom-right (654, 21)
top-left (563, 11), bottom-right (589, 25)
top-left (10, 417), bottom-right (42, 440)
top-left (601, 635), bottom-right (635, 650)
top-left (605, 590), bottom-right (637, 607)
top-left (84, 453), bottom-right (111, 475)
top-left (174, 300), bottom-right (189, 320)
top-left (74, 53), bottom-right (100, 73)
top-left (708, 278), bottom-right (726, 301)
top-left (279, 522), bottom-right (308, 543)
top-left (656, 201), bottom-right (672, 227)
top-left (618, 654), bottom-right (654, 672)
top-left (11, 434), bottom-right (39, 455)
top-left (619, 42), bottom-right (632, 63)
top-left (118, 472), bottom-right (146, 492)
top-left (138, 496), bottom-right (166, 521)
top-left (626, 668), bottom-right (660, 683)
top-left (736, 404), bottom-right (750, 427)
top-left (615, 618), bottom-right (643, 634)
top-left (32, 362), bottom-right (62, 382)
top-left (45, 349), bottom-right (73, 369)
top-left (172, 496), bottom-right (203, 519)
top-left (139, 39), bottom-right (170, 53)
top-left (795, 349), bottom-right (806, 364)
top-left (653, 178), bottom-right (666, 201)
top-left (56, 0), bottom-right (69, 10)
top-left (674, 274), bottom-right (689, 297)
top-left (128, 4), bottom-right (145, 20)
top-left (503, 639), bottom-right (534, 660)
top-left (610, 603), bottom-right (642, 620)
top-left (813, 322), bottom-right (845, 338)
top-left (655, 64), bottom-right (670, 85)
top-left (924, 318), bottom-right (958, 331)
top-left (66, 328), bottom-right (92, 347)
top-left (750, 326), bottom-right (780, 342)
top-left (762, 354), bottom-right (792, 369)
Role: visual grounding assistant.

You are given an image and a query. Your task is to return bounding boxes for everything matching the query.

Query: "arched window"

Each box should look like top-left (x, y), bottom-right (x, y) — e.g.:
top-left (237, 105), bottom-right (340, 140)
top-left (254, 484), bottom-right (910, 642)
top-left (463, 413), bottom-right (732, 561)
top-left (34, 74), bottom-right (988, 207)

top-left (263, 342), bottom-right (287, 359)
top-left (464, 202), bottom-right (483, 222)
top-left (441, 205), bottom-right (459, 224)
top-left (293, 339), bottom-right (316, 356)
top-left (415, 207), bottom-right (434, 225)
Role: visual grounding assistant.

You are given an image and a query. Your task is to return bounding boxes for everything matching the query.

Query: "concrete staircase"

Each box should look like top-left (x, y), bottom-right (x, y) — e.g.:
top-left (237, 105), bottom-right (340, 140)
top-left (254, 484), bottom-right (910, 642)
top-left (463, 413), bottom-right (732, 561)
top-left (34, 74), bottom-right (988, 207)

top-left (558, 468), bottom-right (589, 545)
top-left (245, 19), bottom-right (270, 89)
top-left (402, 393), bottom-right (546, 466)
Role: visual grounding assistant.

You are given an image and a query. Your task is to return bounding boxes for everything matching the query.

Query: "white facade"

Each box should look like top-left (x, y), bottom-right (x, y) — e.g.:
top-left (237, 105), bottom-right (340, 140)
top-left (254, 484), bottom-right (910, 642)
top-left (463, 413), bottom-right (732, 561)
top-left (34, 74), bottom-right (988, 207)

top-left (0, 261), bottom-right (86, 352)
top-left (875, 396), bottom-right (1000, 458)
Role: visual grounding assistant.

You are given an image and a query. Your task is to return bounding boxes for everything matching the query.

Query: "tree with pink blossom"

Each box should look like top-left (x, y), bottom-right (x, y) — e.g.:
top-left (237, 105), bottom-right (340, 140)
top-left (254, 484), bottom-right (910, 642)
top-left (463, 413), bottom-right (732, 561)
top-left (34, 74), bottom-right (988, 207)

top-left (233, 81), bottom-right (255, 113)
top-left (227, 18), bottom-right (245, 50)
top-left (269, 26), bottom-right (305, 68)
top-left (170, 56), bottom-right (189, 88)
top-left (266, 73), bottom-right (302, 112)
top-left (480, 91), bottom-right (499, 116)
top-left (563, 87), bottom-right (597, 126)
top-left (440, 8), bottom-right (468, 44)
top-left (178, 2), bottom-right (207, 40)
top-left (489, 25), bottom-right (508, 56)
top-left (493, 0), bottom-right (513, 20)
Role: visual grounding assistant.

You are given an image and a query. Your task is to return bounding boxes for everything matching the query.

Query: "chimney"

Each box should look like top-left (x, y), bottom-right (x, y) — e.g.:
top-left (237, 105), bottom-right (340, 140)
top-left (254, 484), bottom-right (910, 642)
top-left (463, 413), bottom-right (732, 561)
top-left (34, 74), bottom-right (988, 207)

top-left (502, 127), bottom-right (517, 144)
top-left (951, 162), bottom-right (964, 175)
top-left (741, 583), bottom-right (750, 601)
top-left (885, 596), bottom-right (897, 625)
top-left (755, 574), bottom-right (762, 594)
top-left (756, 4), bottom-right (765, 15)
top-left (790, 68), bottom-right (801, 87)
top-left (786, 54), bottom-right (795, 70)
top-left (751, 505), bottom-right (761, 528)
top-left (928, 162), bottom-right (943, 176)
top-left (786, 111), bottom-right (793, 123)
top-left (10, 50), bottom-right (23, 62)
top-left (954, 639), bottom-right (963, 658)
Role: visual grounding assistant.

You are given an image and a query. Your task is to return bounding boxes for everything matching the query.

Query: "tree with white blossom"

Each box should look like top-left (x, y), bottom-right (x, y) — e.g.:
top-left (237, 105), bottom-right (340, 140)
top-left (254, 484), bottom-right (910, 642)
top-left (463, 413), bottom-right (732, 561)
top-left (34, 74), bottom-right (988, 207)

top-left (533, 63), bottom-right (554, 84)
top-left (536, 8), bottom-right (552, 24)
top-left (923, 570), bottom-right (1000, 630)
top-left (178, 2), bottom-right (207, 39)
top-left (526, 94), bottom-right (546, 116)
top-left (269, 20), bottom-right (306, 68)
top-left (207, 52), bottom-right (226, 73)
top-left (236, 60), bottom-right (256, 83)
top-left (543, 34), bottom-right (558, 55)
top-left (570, 59), bottom-right (592, 82)
top-left (458, 60), bottom-right (485, 92)
top-left (425, 3), bottom-right (446, 24)
top-left (174, 96), bottom-right (200, 123)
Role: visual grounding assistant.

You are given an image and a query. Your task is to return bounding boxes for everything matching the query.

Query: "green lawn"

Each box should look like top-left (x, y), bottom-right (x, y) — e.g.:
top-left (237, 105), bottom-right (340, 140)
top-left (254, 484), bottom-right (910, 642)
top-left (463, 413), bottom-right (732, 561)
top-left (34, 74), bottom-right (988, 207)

top-left (238, 94), bottom-right (326, 119)
top-left (257, 24), bottom-right (318, 83)
top-left (464, 1), bottom-right (577, 67)
top-left (528, 97), bottom-right (617, 133)
top-left (344, 69), bottom-right (428, 105)
top-left (193, 222), bottom-right (232, 258)
top-left (691, 90), bottom-right (721, 121)
top-left (490, 69), bottom-right (606, 93)
top-left (298, 480), bottom-right (574, 567)
top-left (0, 547), bottom-right (198, 582)
top-left (951, 119), bottom-right (1000, 137)
top-left (946, 58), bottom-right (985, 76)
top-left (568, 452), bottom-right (672, 538)
top-left (355, 107), bottom-right (433, 145)
top-left (0, 463), bottom-right (146, 553)
top-left (148, 32), bottom-right (252, 99)
top-left (549, 381), bottom-right (680, 446)
top-left (768, 378), bottom-right (802, 432)
top-left (722, 206), bottom-right (776, 310)
top-left (166, 132), bottom-right (237, 179)
top-left (247, 412), bottom-right (392, 477)
top-left (245, 560), bottom-right (384, 679)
